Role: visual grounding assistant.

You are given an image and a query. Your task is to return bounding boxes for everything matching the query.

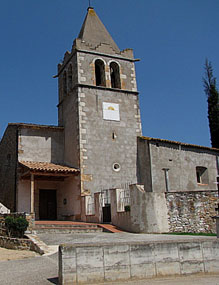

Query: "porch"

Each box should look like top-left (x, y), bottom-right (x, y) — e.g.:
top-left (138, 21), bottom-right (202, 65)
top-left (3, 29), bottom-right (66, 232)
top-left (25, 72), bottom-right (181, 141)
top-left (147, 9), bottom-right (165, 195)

top-left (17, 161), bottom-right (80, 221)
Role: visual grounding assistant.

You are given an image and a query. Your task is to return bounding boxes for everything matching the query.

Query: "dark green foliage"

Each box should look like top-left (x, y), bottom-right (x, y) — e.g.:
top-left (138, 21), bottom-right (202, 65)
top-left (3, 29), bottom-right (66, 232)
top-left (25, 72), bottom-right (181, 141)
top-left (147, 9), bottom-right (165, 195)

top-left (5, 216), bottom-right (29, 238)
top-left (203, 59), bottom-right (219, 148)
top-left (125, 205), bottom-right (130, 212)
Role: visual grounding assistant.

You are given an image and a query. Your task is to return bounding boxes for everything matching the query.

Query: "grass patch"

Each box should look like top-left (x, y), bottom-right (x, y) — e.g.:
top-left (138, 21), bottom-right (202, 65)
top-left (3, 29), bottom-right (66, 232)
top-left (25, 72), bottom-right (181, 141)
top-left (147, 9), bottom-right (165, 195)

top-left (167, 232), bottom-right (216, 236)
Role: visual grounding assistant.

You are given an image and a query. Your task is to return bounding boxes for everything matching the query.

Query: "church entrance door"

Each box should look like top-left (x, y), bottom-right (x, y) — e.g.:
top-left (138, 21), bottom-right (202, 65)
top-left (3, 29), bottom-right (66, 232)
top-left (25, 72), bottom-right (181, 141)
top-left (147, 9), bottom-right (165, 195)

top-left (39, 189), bottom-right (57, 220)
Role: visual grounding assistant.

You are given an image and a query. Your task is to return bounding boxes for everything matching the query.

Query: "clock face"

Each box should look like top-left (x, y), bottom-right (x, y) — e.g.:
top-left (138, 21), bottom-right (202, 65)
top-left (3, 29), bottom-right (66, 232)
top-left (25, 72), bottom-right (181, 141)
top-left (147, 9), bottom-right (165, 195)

top-left (103, 102), bottom-right (120, 121)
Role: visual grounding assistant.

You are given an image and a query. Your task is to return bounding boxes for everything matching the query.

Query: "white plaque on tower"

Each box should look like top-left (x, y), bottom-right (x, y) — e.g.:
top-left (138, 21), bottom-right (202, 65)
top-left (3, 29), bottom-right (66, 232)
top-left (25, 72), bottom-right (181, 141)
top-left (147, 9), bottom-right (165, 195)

top-left (103, 102), bottom-right (120, 121)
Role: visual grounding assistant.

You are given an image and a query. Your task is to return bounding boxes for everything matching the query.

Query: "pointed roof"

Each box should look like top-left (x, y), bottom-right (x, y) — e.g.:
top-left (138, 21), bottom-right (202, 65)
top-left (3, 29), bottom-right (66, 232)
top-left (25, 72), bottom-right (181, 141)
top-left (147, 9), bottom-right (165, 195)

top-left (78, 7), bottom-right (120, 53)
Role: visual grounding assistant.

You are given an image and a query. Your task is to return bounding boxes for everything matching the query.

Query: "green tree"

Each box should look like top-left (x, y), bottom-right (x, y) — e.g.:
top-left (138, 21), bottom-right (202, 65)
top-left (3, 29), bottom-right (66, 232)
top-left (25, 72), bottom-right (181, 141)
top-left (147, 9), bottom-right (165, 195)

top-left (203, 59), bottom-right (219, 148)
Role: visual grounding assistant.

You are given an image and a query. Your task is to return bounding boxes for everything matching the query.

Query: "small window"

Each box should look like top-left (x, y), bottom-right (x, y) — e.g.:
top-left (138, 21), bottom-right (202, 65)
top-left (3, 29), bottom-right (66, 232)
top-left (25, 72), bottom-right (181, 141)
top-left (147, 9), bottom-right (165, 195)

top-left (196, 166), bottom-right (209, 184)
top-left (113, 163), bottom-right (121, 172)
top-left (68, 65), bottom-right (72, 91)
top-left (63, 71), bottom-right (67, 97)
top-left (95, 59), bottom-right (106, 87)
top-left (112, 132), bottom-right (117, 140)
top-left (110, 62), bottom-right (121, 89)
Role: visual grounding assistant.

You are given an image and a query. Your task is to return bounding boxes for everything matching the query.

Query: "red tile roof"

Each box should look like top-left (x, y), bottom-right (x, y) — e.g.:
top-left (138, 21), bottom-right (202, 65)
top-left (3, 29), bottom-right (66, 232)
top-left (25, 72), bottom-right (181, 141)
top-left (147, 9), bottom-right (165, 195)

top-left (19, 161), bottom-right (79, 174)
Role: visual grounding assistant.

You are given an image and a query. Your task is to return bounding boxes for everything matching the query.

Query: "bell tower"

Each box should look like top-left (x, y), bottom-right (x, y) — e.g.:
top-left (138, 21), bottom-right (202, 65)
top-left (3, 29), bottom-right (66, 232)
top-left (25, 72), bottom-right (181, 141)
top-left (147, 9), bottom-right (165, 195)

top-left (57, 7), bottom-right (142, 214)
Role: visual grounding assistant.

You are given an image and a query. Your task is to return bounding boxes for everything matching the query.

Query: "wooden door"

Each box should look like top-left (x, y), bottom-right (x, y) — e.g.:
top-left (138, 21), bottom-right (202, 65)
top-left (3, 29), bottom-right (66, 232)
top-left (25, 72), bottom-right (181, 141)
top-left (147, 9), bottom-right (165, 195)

top-left (39, 190), bottom-right (57, 220)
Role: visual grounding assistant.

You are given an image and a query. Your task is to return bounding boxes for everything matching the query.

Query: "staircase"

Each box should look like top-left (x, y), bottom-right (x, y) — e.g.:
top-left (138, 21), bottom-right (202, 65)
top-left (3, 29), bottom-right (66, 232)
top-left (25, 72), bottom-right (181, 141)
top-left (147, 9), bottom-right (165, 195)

top-left (34, 221), bottom-right (103, 234)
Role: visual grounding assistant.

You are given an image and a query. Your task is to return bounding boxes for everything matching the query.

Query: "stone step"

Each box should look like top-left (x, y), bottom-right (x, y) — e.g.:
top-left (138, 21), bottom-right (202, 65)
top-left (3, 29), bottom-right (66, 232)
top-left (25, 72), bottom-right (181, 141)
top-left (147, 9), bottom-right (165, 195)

top-left (34, 223), bottom-right (99, 229)
top-left (34, 227), bottom-right (103, 234)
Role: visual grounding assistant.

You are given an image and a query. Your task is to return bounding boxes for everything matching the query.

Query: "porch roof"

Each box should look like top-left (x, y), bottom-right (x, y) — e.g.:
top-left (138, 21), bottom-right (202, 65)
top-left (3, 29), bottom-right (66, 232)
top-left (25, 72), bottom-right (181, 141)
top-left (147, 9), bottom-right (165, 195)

top-left (19, 161), bottom-right (79, 178)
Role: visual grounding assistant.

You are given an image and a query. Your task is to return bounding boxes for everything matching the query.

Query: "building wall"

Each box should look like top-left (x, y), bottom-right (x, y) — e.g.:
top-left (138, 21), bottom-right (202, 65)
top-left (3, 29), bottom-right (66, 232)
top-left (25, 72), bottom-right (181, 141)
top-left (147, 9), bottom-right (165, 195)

top-left (0, 125), bottom-right (18, 211)
top-left (137, 138), bottom-right (152, 192)
top-left (166, 191), bottom-right (218, 233)
top-left (78, 86), bottom-right (141, 196)
top-left (138, 138), bottom-right (219, 193)
top-left (18, 127), bottom-right (64, 164)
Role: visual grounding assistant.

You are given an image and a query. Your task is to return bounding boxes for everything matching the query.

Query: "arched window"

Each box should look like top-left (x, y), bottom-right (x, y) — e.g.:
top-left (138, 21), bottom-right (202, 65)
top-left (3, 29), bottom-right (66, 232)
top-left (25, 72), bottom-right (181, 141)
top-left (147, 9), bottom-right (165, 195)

top-left (110, 62), bottom-right (121, 89)
top-left (68, 65), bottom-right (72, 91)
top-left (63, 71), bottom-right (67, 97)
top-left (95, 59), bottom-right (106, 87)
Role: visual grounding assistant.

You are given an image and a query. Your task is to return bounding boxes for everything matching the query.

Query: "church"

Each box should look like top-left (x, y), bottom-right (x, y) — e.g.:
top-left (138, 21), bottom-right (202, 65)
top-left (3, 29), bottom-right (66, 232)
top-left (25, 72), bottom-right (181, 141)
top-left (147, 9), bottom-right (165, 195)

top-left (0, 7), bottom-right (218, 233)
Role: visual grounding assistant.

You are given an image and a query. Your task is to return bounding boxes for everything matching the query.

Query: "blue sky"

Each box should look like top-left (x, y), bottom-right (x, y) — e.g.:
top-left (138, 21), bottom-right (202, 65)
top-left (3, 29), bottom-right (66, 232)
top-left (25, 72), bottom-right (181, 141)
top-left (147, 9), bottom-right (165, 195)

top-left (0, 0), bottom-right (219, 147)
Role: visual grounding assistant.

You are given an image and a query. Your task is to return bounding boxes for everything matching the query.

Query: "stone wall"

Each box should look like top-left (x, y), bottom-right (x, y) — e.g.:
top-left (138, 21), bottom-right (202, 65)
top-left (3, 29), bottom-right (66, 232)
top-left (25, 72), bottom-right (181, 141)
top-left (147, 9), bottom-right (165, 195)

top-left (0, 125), bottom-right (18, 211)
top-left (0, 235), bottom-right (32, 251)
top-left (166, 191), bottom-right (218, 233)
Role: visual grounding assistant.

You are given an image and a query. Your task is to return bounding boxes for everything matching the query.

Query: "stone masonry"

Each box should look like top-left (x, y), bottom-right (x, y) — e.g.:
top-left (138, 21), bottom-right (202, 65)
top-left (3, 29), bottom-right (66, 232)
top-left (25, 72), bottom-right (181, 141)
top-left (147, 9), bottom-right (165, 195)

top-left (166, 191), bottom-right (218, 233)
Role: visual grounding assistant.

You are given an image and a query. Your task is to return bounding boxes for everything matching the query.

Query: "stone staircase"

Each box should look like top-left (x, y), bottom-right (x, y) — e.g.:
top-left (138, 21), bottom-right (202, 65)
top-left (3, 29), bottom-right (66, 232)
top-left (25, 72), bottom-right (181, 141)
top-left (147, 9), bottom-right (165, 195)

top-left (33, 221), bottom-right (103, 234)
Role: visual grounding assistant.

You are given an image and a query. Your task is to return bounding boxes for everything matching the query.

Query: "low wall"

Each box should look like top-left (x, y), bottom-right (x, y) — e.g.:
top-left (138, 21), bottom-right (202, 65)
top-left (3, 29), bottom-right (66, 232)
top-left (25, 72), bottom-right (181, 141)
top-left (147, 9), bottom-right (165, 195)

top-left (0, 235), bottom-right (44, 254)
top-left (59, 239), bottom-right (219, 284)
top-left (0, 235), bottom-right (32, 251)
top-left (111, 185), bottom-right (169, 233)
top-left (166, 191), bottom-right (218, 233)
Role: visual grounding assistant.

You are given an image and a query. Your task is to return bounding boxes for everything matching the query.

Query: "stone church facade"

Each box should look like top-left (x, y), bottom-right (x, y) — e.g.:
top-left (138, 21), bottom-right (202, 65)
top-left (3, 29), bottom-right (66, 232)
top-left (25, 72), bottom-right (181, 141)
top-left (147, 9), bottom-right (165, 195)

top-left (0, 8), bottom-right (218, 232)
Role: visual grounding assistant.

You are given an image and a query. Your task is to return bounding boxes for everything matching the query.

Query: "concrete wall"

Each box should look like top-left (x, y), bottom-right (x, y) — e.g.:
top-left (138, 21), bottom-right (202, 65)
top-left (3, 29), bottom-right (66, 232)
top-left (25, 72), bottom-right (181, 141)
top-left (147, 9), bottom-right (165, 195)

top-left (18, 127), bottom-right (64, 164)
top-left (111, 185), bottom-right (169, 233)
top-left (0, 125), bottom-right (18, 211)
top-left (137, 138), bottom-right (219, 193)
top-left (59, 239), bottom-right (219, 284)
top-left (166, 191), bottom-right (218, 233)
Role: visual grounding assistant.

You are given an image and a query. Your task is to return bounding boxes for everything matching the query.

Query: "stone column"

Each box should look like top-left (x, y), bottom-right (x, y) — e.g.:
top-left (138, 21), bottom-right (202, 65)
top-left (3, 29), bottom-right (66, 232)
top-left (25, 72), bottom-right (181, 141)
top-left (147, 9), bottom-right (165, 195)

top-left (30, 174), bottom-right (34, 213)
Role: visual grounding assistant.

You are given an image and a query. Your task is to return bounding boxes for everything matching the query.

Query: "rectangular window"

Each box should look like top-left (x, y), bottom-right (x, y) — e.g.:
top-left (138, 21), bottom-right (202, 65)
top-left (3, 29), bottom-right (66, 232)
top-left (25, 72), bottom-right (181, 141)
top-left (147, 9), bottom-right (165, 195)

top-left (196, 166), bottom-right (209, 184)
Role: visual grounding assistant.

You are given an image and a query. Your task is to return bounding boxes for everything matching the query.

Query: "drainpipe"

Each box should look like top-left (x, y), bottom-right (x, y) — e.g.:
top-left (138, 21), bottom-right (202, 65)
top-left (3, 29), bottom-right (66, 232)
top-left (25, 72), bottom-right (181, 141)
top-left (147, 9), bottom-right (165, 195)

top-left (162, 168), bottom-right (170, 192)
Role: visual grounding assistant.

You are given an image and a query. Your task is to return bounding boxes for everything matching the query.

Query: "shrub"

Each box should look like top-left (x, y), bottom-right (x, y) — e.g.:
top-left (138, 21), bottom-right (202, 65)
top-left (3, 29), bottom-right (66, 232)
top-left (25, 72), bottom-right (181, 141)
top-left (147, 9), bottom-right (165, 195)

top-left (125, 205), bottom-right (130, 212)
top-left (5, 216), bottom-right (29, 238)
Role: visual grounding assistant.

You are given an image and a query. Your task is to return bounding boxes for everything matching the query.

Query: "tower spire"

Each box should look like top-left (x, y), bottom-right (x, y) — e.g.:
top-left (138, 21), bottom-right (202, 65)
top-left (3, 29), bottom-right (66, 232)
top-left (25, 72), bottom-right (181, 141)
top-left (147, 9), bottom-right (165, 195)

top-left (78, 7), bottom-right (120, 53)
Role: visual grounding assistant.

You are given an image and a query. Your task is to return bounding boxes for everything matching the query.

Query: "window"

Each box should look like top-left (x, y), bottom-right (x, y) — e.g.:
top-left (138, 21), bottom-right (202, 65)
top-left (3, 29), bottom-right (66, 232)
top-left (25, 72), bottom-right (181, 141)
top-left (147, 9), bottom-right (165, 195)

top-left (67, 65), bottom-right (72, 91)
top-left (110, 62), bottom-right (121, 89)
top-left (113, 163), bottom-right (121, 172)
top-left (95, 59), bottom-right (106, 87)
top-left (63, 71), bottom-right (67, 97)
top-left (196, 166), bottom-right (209, 184)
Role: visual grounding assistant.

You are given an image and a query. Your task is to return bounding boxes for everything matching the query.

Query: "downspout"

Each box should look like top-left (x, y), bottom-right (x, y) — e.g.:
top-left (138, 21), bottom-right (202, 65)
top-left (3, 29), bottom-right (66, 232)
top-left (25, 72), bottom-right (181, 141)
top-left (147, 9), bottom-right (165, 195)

top-left (162, 168), bottom-right (170, 192)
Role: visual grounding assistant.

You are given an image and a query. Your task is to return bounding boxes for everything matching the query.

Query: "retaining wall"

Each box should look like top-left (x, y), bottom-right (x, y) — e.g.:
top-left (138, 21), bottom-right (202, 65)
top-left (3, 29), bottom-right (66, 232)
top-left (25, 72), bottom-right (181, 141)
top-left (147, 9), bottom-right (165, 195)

top-left (166, 191), bottom-right (218, 233)
top-left (59, 239), bottom-right (219, 284)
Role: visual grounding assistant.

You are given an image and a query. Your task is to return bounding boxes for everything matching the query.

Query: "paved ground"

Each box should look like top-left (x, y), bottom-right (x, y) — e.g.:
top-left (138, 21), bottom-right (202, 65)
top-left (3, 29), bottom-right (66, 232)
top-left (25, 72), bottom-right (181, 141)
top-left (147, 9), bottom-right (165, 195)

top-left (99, 274), bottom-right (219, 284)
top-left (0, 247), bottom-right (38, 261)
top-left (37, 232), bottom-right (217, 246)
top-left (0, 252), bottom-right (58, 284)
top-left (0, 233), bottom-right (218, 284)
